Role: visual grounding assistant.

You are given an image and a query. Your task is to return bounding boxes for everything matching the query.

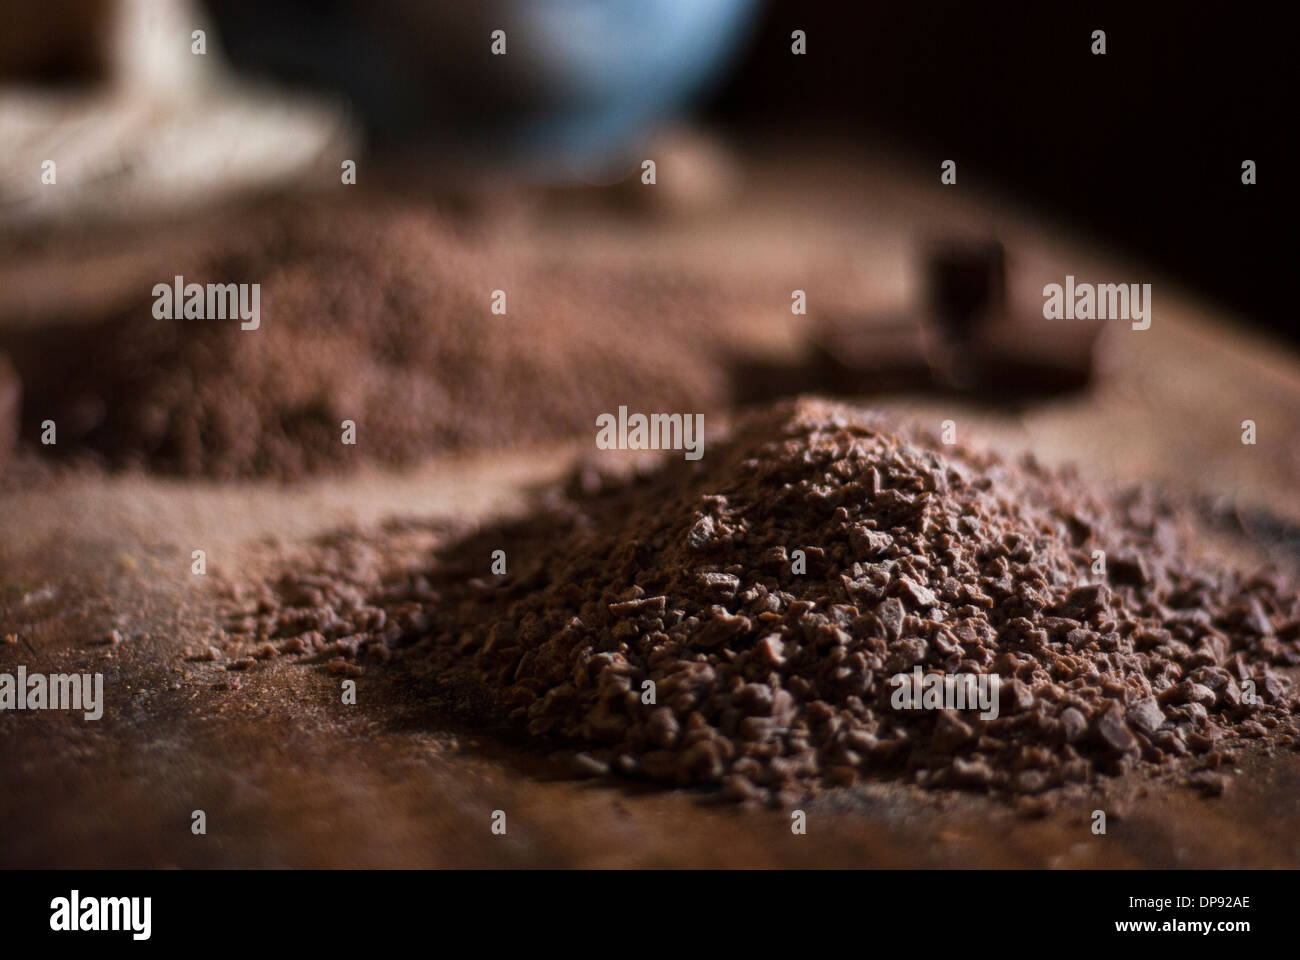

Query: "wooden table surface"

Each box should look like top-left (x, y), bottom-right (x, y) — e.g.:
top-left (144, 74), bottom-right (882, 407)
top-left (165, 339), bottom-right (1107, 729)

top-left (2, 148), bottom-right (1298, 868)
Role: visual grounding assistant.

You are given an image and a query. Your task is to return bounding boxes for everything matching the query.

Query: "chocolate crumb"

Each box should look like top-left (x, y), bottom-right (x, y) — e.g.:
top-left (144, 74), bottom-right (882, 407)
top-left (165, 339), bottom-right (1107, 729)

top-left (228, 398), bottom-right (1300, 803)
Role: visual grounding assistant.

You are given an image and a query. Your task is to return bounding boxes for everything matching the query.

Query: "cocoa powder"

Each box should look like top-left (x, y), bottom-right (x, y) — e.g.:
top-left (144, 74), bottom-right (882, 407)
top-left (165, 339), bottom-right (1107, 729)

top-left (222, 398), bottom-right (1300, 802)
top-left (2, 201), bottom-right (730, 479)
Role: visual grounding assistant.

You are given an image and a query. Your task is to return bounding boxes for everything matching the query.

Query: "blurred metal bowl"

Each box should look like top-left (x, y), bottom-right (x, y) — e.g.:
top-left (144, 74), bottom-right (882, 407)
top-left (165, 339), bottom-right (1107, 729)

top-left (205, 0), bottom-right (760, 166)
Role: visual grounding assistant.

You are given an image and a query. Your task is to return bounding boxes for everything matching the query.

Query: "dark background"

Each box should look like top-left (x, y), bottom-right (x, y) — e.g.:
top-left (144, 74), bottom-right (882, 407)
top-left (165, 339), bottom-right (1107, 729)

top-left (4, 1), bottom-right (1290, 343)
top-left (706, 1), bottom-right (1291, 342)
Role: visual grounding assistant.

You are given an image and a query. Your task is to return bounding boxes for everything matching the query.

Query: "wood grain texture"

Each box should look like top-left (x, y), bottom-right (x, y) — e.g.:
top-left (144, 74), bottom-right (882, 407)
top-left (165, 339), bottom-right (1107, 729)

top-left (2, 150), bottom-right (1297, 868)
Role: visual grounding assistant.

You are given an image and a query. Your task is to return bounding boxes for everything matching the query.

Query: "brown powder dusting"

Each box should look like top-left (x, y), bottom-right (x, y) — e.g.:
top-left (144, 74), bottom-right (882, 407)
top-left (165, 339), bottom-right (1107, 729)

top-left (221, 398), bottom-right (1300, 802)
top-left (0, 353), bottom-right (19, 475)
top-left (1, 201), bottom-right (730, 479)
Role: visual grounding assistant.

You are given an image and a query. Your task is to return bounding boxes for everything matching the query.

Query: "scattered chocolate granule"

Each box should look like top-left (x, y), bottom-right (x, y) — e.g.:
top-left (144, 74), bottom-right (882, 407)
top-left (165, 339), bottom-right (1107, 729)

top-left (1, 200), bottom-right (731, 479)
top-left (221, 398), bottom-right (1300, 802)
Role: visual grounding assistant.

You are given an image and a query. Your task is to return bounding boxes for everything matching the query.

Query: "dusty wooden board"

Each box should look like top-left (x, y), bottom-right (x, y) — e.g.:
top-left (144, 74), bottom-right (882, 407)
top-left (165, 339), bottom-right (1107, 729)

top-left (2, 151), bottom-right (1298, 868)
top-left (2, 453), bottom-right (1298, 869)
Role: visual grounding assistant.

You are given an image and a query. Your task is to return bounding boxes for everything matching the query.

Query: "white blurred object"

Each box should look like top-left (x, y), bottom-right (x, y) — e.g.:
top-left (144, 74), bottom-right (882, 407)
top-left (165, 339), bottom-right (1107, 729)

top-left (0, 0), bottom-right (356, 227)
